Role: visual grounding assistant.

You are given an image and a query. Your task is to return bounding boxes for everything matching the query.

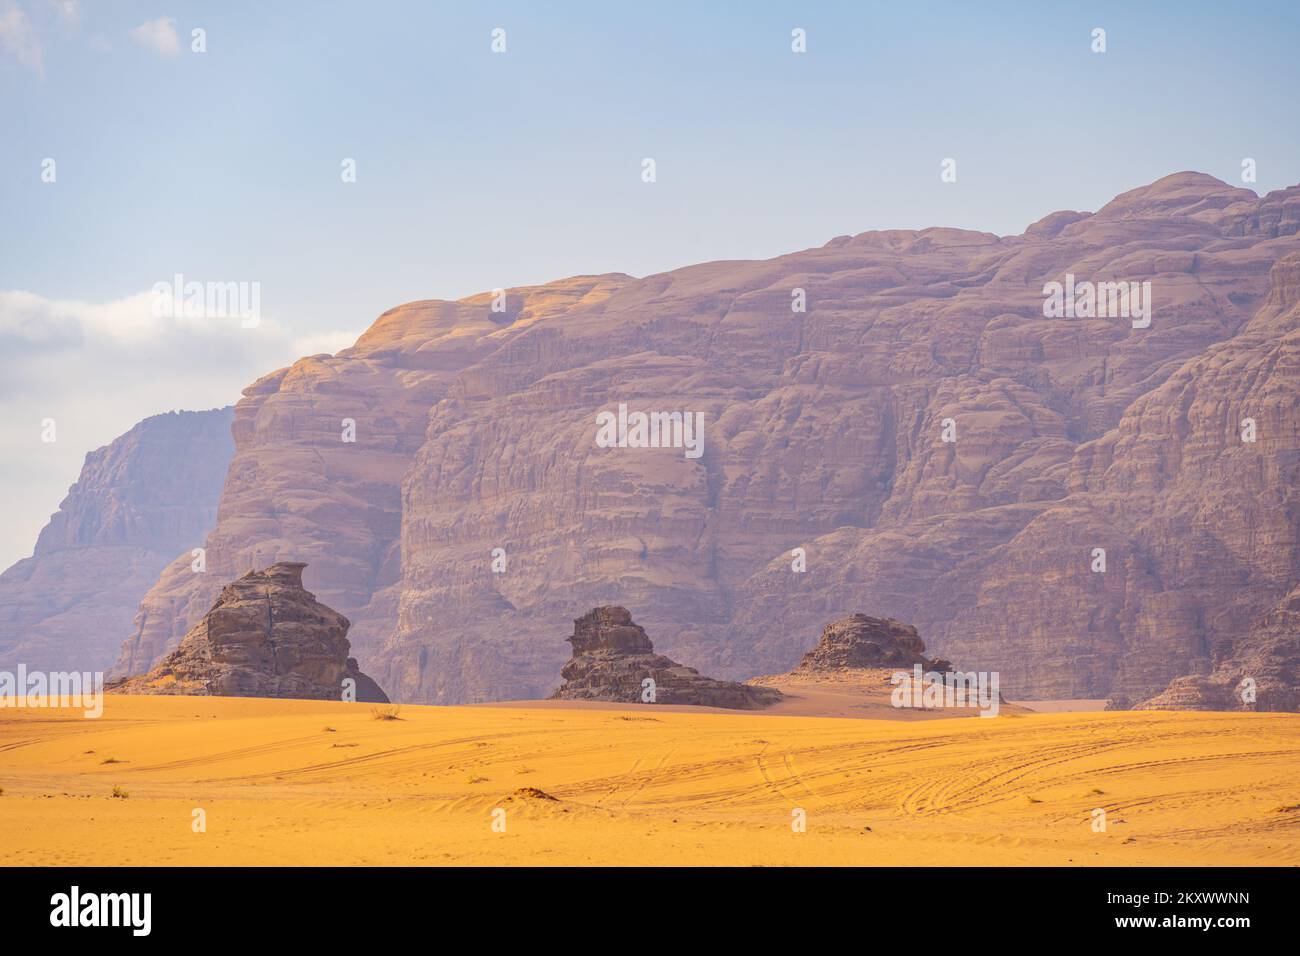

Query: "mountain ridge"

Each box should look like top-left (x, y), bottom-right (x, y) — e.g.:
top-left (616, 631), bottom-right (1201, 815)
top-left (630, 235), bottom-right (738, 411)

top-left (54, 171), bottom-right (1300, 708)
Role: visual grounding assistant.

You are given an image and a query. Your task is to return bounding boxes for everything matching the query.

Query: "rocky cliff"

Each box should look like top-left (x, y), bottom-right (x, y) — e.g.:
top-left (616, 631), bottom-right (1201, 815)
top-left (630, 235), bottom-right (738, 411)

top-left (114, 562), bottom-right (388, 701)
top-left (0, 408), bottom-right (234, 674)
top-left (1133, 583), bottom-right (1300, 711)
top-left (549, 606), bottom-right (781, 709)
top-left (106, 172), bottom-right (1300, 708)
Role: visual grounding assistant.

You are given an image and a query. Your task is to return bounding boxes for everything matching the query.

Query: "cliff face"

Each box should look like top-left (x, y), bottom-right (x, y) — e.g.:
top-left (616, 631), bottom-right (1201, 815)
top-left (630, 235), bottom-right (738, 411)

top-left (1135, 585), bottom-right (1300, 711)
top-left (1126, 255), bottom-right (1300, 711)
top-left (114, 562), bottom-right (388, 702)
top-left (0, 408), bottom-right (234, 674)
top-left (110, 172), bottom-right (1300, 707)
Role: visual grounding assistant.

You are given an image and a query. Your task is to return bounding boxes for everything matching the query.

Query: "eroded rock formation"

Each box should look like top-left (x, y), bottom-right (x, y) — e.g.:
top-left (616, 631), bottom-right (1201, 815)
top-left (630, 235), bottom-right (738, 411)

top-left (791, 614), bottom-right (949, 675)
top-left (113, 562), bottom-right (388, 701)
top-left (0, 408), bottom-right (233, 674)
top-left (550, 606), bottom-right (782, 709)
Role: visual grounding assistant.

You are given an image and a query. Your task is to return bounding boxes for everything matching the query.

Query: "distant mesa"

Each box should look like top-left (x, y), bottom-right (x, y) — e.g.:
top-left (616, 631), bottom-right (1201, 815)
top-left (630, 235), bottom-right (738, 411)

top-left (791, 613), bottom-right (950, 675)
top-left (750, 613), bottom-right (950, 689)
top-left (111, 562), bottom-right (388, 703)
top-left (550, 606), bottom-right (782, 710)
top-left (747, 613), bottom-right (1010, 717)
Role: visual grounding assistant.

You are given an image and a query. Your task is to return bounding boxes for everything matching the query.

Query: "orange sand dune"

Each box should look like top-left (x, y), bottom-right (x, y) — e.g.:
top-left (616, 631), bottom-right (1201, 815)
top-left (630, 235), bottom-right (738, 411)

top-left (1, 696), bottom-right (1297, 866)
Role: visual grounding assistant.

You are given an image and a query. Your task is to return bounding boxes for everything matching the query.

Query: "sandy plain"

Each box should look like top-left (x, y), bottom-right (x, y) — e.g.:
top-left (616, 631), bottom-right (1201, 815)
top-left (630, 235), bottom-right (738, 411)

top-left (1, 694), bottom-right (1297, 866)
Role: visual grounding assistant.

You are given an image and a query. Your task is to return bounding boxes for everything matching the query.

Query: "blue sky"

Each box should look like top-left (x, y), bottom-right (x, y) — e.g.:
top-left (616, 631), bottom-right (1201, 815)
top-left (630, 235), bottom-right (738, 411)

top-left (2, 0), bottom-right (1299, 567)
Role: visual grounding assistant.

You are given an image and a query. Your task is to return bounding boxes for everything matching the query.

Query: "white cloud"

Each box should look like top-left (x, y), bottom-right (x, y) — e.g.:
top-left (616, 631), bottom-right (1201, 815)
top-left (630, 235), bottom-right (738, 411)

top-left (0, 1), bottom-right (43, 73)
top-left (0, 288), bottom-right (361, 569)
top-left (128, 16), bottom-right (179, 57)
top-left (47, 0), bottom-right (77, 26)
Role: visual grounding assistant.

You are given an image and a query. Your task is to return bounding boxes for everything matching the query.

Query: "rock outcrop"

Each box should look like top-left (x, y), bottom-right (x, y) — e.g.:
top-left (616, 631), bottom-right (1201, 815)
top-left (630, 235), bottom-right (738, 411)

top-left (91, 172), bottom-right (1300, 709)
top-left (550, 607), bottom-right (781, 709)
top-left (791, 614), bottom-right (949, 675)
top-left (113, 562), bottom-right (388, 702)
top-left (0, 408), bottom-right (234, 674)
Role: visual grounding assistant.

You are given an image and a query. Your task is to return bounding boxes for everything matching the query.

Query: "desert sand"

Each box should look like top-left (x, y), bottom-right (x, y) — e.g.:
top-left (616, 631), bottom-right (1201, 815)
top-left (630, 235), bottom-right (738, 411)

top-left (1, 695), bottom-right (1297, 866)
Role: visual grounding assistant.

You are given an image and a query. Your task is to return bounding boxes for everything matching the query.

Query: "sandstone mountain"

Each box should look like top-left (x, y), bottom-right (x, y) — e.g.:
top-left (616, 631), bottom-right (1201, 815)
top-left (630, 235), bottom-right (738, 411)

top-left (114, 562), bottom-right (388, 702)
top-left (550, 606), bottom-right (781, 709)
top-left (0, 408), bottom-right (234, 674)
top-left (101, 172), bottom-right (1300, 709)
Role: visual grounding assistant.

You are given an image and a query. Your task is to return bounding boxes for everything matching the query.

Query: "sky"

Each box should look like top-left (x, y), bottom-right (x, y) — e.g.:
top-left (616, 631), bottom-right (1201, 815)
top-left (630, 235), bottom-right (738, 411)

top-left (2, 0), bottom-right (1299, 569)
